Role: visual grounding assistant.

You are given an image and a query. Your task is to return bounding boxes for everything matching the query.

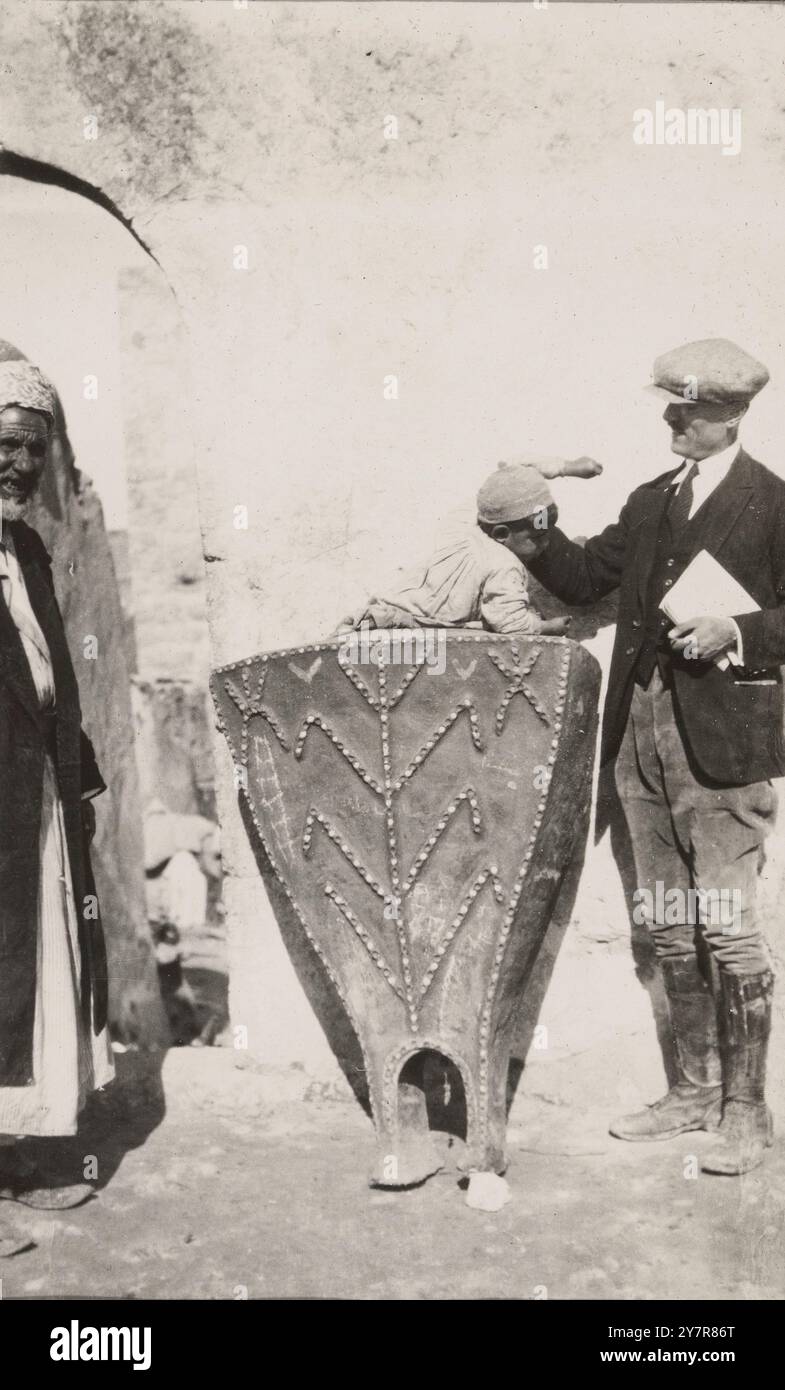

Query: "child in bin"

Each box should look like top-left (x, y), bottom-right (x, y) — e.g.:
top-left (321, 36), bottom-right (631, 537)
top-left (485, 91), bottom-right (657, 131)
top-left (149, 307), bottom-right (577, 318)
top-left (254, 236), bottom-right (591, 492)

top-left (348, 456), bottom-right (602, 637)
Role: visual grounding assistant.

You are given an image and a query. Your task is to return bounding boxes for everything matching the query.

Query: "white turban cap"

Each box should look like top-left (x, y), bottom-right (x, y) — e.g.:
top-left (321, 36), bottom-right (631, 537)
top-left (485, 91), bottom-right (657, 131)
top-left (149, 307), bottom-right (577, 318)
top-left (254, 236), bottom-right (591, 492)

top-left (0, 360), bottom-right (56, 427)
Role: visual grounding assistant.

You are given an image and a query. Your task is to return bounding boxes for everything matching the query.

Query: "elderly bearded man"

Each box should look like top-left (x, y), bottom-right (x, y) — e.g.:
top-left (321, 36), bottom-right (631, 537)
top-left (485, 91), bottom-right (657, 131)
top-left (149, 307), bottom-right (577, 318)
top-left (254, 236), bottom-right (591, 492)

top-left (528, 338), bottom-right (782, 1176)
top-left (0, 359), bottom-right (113, 1256)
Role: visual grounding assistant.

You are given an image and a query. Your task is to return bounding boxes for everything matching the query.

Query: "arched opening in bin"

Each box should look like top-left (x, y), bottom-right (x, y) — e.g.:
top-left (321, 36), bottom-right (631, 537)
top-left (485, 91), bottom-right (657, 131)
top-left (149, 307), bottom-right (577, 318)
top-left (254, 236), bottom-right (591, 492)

top-left (398, 1049), bottom-right (468, 1142)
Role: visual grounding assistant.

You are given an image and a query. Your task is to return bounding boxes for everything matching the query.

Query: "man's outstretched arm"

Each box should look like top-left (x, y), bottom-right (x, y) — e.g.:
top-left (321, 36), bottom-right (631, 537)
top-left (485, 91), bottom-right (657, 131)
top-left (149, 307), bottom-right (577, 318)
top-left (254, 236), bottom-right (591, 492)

top-left (528, 501), bottom-right (633, 607)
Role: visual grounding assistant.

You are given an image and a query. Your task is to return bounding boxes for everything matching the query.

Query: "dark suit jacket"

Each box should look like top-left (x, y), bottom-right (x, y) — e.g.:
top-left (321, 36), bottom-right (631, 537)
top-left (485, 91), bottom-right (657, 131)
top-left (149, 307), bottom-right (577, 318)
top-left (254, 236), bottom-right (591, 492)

top-left (528, 450), bottom-right (785, 786)
top-left (0, 519), bottom-right (108, 1086)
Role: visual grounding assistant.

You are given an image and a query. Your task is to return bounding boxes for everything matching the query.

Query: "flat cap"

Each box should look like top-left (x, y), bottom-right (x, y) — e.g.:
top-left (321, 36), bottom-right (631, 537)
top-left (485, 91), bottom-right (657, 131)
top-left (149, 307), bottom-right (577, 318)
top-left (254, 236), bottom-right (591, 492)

top-left (477, 463), bottom-right (554, 525)
top-left (647, 338), bottom-right (769, 405)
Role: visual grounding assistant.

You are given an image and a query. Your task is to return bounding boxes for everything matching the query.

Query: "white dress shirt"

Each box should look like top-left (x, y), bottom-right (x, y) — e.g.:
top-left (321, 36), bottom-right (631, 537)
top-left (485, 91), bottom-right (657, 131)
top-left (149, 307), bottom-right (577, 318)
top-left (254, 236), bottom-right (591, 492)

top-left (669, 439), bottom-right (741, 519)
top-left (668, 440), bottom-right (744, 663)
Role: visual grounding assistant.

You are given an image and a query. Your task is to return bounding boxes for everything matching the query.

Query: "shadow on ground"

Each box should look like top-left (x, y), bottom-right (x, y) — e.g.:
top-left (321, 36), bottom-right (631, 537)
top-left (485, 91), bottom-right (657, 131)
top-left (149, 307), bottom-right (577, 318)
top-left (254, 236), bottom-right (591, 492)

top-left (2, 1047), bottom-right (783, 1300)
top-left (16, 1049), bottom-right (166, 1193)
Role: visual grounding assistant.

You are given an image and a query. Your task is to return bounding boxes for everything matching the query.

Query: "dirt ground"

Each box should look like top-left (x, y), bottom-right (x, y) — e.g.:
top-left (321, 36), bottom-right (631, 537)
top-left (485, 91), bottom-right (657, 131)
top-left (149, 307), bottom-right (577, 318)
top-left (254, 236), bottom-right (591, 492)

top-left (1, 1043), bottom-right (783, 1302)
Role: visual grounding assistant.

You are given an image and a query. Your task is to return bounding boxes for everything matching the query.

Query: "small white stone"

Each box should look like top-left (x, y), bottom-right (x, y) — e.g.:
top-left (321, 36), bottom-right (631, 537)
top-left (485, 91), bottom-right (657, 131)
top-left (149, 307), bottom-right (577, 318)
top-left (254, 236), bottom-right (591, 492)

top-left (465, 1172), bottom-right (511, 1212)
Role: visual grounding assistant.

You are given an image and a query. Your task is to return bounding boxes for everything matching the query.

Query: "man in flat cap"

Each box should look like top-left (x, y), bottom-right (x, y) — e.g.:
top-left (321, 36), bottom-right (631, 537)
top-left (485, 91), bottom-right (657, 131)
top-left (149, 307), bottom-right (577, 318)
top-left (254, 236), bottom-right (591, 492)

top-left (528, 337), bottom-right (782, 1175)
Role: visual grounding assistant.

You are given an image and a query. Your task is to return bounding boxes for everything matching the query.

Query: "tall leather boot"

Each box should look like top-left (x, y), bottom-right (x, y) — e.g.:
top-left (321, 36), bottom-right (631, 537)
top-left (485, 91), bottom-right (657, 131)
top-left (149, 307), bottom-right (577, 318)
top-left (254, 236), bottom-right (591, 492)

top-left (610, 955), bottom-right (723, 1141)
top-left (701, 970), bottom-right (775, 1176)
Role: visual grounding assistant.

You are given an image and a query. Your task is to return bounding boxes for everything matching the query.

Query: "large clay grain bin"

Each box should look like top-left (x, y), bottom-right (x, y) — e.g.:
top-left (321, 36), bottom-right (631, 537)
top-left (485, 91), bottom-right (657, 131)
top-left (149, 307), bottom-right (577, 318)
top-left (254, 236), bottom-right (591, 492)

top-left (212, 631), bottom-right (600, 1187)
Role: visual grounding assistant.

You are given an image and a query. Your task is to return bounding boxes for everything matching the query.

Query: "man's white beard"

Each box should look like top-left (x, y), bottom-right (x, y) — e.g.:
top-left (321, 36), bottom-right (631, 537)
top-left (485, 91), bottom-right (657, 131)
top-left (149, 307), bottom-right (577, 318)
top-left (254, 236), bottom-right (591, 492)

top-left (0, 489), bottom-right (35, 525)
top-left (0, 492), bottom-right (32, 523)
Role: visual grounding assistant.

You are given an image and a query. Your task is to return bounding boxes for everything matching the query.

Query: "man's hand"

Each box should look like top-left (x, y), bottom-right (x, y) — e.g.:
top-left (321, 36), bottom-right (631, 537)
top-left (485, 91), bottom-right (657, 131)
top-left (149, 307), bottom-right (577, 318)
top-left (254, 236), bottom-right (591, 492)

top-left (499, 455), bottom-right (604, 479)
top-left (562, 456), bottom-right (604, 479)
top-left (81, 799), bottom-right (97, 843)
top-left (668, 616), bottom-right (737, 662)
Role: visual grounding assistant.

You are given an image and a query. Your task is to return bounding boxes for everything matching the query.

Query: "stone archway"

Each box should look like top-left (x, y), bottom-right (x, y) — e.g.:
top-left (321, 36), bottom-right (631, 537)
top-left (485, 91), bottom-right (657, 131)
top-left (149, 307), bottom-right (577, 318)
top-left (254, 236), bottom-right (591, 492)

top-left (0, 160), bottom-right (213, 1046)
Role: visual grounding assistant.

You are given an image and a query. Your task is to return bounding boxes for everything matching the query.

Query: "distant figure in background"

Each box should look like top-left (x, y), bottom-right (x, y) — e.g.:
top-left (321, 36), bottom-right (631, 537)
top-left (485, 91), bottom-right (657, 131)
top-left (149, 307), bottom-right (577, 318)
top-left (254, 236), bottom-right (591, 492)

top-left (144, 801), bottom-right (226, 1046)
top-left (0, 356), bottom-right (113, 1256)
top-left (144, 798), bottom-right (220, 934)
top-left (152, 922), bottom-right (224, 1048)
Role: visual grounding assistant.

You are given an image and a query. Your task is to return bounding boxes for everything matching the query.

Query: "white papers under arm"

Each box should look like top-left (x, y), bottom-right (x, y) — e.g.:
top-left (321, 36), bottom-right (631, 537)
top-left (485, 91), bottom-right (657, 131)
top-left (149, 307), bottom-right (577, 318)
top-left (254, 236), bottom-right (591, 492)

top-left (659, 550), bottom-right (759, 671)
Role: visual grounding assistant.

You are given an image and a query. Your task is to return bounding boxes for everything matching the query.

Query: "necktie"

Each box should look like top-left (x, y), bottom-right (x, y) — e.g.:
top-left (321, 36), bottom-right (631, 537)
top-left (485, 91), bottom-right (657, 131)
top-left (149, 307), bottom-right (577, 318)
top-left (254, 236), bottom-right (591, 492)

top-left (667, 461), bottom-right (699, 530)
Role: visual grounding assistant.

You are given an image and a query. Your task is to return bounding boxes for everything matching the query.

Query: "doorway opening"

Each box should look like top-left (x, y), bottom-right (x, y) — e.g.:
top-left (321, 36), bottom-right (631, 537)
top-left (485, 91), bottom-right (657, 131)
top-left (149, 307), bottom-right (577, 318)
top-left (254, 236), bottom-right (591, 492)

top-left (398, 1048), bottom-right (468, 1143)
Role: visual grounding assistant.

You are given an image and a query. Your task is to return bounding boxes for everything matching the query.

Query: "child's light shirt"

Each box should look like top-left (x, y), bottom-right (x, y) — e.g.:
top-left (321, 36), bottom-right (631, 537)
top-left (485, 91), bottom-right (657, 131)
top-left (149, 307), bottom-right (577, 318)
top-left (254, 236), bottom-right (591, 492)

top-left (369, 522), bottom-right (542, 634)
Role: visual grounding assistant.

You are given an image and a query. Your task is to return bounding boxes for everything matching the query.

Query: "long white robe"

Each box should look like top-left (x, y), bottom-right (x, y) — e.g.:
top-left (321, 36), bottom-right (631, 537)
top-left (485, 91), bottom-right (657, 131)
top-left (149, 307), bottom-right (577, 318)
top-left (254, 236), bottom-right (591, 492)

top-left (0, 533), bottom-right (113, 1137)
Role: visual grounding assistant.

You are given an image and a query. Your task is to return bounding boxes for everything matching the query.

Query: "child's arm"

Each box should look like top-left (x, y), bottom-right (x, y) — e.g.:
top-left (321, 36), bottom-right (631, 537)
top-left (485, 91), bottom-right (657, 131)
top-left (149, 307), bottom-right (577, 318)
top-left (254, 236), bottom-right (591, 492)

top-left (480, 563), bottom-right (571, 636)
top-left (499, 454), bottom-right (603, 479)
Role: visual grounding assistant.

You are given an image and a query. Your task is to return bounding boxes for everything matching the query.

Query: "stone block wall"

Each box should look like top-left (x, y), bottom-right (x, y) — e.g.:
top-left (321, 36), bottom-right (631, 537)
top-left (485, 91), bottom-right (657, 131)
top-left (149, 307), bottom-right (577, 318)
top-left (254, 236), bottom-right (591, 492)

top-left (28, 421), bottom-right (169, 1045)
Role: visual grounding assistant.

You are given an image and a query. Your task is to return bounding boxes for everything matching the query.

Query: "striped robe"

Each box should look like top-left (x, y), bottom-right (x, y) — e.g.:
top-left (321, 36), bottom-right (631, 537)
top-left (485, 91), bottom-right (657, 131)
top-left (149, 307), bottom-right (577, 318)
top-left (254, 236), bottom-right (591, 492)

top-left (0, 532), bottom-right (113, 1135)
